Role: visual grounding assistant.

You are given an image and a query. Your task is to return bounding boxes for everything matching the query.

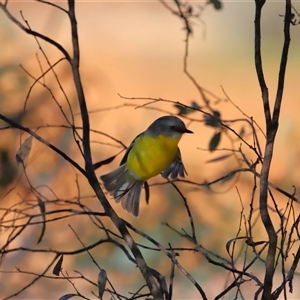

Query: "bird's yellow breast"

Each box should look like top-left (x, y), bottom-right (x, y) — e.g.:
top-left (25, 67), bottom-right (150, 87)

top-left (126, 134), bottom-right (180, 180)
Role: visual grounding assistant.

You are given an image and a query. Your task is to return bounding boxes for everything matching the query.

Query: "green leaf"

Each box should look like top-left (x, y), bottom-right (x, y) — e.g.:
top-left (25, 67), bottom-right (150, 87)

top-left (221, 170), bottom-right (236, 184)
top-left (201, 180), bottom-right (212, 192)
top-left (209, 132), bottom-right (221, 151)
top-left (204, 110), bottom-right (221, 128)
top-left (206, 154), bottom-right (232, 164)
top-left (239, 126), bottom-right (245, 137)
top-left (174, 101), bottom-right (200, 116)
top-left (58, 294), bottom-right (77, 300)
top-left (210, 0), bottom-right (222, 10)
top-left (191, 101), bottom-right (201, 110)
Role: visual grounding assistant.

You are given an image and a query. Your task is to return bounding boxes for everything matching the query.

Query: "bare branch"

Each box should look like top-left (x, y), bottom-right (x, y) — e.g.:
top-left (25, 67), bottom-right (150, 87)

top-left (254, 0), bottom-right (271, 127)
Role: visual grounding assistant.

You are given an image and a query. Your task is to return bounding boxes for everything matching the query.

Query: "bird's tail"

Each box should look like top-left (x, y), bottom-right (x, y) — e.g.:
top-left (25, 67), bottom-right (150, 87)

top-left (120, 181), bottom-right (143, 217)
top-left (100, 165), bottom-right (143, 217)
top-left (100, 164), bottom-right (128, 196)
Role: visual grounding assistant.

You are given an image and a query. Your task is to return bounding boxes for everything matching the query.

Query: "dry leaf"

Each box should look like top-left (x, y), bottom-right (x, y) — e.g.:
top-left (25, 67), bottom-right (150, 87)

top-left (16, 136), bottom-right (33, 163)
top-left (98, 269), bottom-right (107, 299)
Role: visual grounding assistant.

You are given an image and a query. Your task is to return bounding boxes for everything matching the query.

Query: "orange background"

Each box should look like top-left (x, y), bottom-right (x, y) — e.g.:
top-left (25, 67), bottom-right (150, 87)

top-left (0, 1), bottom-right (300, 299)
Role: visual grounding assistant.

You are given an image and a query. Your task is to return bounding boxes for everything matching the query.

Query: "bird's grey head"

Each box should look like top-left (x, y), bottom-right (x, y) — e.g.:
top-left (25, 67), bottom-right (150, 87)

top-left (146, 116), bottom-right (193, 138)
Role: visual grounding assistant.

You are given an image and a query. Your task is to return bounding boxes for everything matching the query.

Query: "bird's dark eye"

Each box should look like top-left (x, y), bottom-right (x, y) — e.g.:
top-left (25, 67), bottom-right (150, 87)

top-left (170, 125), bottom-right (176, 130)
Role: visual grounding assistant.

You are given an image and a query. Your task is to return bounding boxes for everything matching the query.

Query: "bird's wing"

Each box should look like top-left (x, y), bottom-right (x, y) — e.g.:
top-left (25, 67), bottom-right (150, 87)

top-left (119, 132), bottom-right (144, 165)
top-left (161, 147), bottom-right (187, 180)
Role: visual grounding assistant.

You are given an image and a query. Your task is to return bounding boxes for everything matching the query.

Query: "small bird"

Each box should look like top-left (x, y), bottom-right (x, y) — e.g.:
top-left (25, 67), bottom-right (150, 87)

top-left (100, 115), bottom-right (193, 217)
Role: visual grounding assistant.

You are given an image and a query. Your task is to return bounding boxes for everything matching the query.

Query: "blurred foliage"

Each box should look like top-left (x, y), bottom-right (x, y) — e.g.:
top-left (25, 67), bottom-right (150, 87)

top-left (209, 0), bottom-right (223, 10)
top-left (0, 149), bottom-right (17, 189)
top-left (203, 110), bottom-right (221, 128)
top-left (209, 131), bottom-right (221, 151)
top-left (0, 28), bottom-right (30, 191)
top-left (174, 101), bottom-right (201, 116)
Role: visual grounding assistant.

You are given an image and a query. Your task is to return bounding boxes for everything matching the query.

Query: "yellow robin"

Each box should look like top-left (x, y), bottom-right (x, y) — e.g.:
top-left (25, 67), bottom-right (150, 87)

top-left (100, 115), bottom-right (193, 217)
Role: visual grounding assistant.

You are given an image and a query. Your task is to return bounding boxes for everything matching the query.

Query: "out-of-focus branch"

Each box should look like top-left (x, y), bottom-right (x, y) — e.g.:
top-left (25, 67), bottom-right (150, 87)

top-left (0, 3), bottom-right (71, 62)
top-left (36, 0), bottom-right (68, 13)
top-left (0, 113), bottom-right (85, 174)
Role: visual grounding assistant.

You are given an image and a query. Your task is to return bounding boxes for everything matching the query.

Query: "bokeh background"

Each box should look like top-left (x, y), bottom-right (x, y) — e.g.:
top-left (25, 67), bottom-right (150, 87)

top-left (0, 0), bottom-right (300, 299)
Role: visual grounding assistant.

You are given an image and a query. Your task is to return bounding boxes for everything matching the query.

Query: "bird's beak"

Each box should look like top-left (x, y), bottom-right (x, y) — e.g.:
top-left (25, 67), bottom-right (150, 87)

top-left (185, 128), bottom-right (193, 134)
